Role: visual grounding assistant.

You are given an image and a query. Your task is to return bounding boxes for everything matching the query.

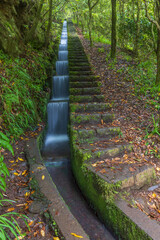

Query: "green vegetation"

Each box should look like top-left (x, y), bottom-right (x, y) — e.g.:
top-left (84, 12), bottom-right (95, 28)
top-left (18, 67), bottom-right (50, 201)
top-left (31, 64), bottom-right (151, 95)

top-left (0, 132), bottom-right (29, 239)
top-left (0, 48), bottom-right (52, 138)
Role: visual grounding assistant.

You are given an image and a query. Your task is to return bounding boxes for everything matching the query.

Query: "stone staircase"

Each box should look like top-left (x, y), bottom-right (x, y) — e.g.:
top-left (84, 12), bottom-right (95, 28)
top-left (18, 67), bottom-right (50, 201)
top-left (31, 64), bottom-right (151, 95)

top-left (68, 22), bottom-right (155, 192)
top-left (67, 22), bottom-right (157, 240)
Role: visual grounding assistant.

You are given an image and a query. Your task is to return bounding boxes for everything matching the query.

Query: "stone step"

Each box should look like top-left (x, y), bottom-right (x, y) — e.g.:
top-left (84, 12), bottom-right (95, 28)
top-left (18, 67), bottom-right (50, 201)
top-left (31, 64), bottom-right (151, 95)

top-left (70, 95), bottom-right (105, 103)
top-left (69, 58), bottom-right (88, 62)
top-left (91, 144), bottom-right (133, 159)
top-left (69, 53), bottom-right (86, 56)
top-left (89, 157), bottom-right (155, 190)
top-left (69, 71), bottom-right (93, 76)
top-left (69, 66), bottom-right (91, 71)
top-left (69, 62), bottom-right (90, 67)
top-left (70, 82), bottom-right (99, 88)
top-left (69, 55), bottom-right (88, 59)
top-left (68, 46), bottom-right (84, 50)
top-left (70, 102), bottom-right (111, 112)
top-left (70, 87), bottom-right (101, 95)
top-left (70, 112), bottom-right (114, 125)
top-left (69, 75), bottom-right (99, 82)
top-left (76, 127), bottom-right (121, 139)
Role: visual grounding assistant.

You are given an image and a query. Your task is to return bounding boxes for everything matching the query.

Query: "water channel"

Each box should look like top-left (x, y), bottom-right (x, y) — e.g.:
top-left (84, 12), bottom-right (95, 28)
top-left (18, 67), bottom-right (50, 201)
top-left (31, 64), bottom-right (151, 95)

top-left (41, 20), bottom-right (116, 240)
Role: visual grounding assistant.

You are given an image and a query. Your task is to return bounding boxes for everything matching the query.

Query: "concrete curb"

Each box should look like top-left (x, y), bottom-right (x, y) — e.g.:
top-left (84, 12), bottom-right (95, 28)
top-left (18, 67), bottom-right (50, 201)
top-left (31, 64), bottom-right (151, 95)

top-left (25, 138), bottom-right (89, 240)
top-left (117, 200), bottom-right (160, 240)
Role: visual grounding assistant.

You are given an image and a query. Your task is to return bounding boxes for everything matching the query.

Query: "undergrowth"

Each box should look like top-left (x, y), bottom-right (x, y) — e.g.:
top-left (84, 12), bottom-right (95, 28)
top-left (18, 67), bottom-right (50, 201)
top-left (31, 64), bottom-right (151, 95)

top-left (0, 46), bottom-right (53, 139)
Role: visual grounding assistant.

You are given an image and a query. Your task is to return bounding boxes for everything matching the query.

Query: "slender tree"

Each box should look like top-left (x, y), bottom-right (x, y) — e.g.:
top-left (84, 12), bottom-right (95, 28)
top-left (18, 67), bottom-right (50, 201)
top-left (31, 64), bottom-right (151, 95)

top-left (87, 0), bottom-right (100, 46)
top-left (45, 0), bottom-right (53, 48)
top-left (144, 0), bottom-right (160, 85)
top-left (26, 0), bottom-right (44, 42)
top-left (111, 0), bottom-right (117, 59)
top-left (133, 0), bottom-right (140, 56)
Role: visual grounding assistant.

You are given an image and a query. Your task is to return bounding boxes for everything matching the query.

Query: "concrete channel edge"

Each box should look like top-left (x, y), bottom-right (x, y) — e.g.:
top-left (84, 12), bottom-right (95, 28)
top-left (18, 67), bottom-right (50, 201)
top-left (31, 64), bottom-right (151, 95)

top-left (25, 137), bottom-right (89, 240)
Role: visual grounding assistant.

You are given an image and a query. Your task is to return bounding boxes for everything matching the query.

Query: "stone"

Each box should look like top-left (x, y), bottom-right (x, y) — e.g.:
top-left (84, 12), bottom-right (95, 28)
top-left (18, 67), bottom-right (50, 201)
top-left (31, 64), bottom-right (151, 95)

top-left (29, 201), bottom-right (47, 214)
top-left (121, 176), bottom-right (134, 189)
top-left (134, 167), bottom-right (156, 189)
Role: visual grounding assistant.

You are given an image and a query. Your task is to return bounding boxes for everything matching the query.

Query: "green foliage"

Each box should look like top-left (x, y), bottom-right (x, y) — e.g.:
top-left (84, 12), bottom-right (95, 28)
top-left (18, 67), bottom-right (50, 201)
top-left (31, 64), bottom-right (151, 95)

top-left (0, 131), bottom-right (14, 197)
top-left (0, 199), bottom-right (29, 240)
top-left (98, 47), bottom-right (105, 53)
top-left (0, 48), bottom-right (51, 138)
top-left (145, 115), bottom-right (160, 138)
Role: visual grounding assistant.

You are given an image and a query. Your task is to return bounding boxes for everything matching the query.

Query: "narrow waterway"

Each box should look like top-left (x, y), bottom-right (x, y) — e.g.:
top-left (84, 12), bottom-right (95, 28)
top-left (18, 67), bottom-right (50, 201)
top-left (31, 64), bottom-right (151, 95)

top-left (41, 20), bottom-right (116, 240)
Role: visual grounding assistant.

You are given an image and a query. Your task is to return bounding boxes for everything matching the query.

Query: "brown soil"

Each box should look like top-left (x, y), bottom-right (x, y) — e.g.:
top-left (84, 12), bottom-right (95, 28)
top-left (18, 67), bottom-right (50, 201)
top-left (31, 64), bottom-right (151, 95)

top-left (2, 124), bottom-right (63, 240)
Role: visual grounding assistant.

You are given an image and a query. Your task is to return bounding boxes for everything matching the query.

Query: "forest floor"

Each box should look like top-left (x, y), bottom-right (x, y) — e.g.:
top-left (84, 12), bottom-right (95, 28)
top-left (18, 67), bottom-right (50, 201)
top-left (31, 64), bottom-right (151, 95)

top-left (2, 124), bottom-right (63, 240)
top-left (76, 27), bottom-right (160, 224)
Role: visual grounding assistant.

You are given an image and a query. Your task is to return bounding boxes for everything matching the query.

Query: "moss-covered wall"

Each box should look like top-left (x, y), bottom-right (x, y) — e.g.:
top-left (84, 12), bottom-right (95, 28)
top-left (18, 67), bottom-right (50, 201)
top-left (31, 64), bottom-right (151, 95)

top-left (69, 112), bottom-right (152, 240)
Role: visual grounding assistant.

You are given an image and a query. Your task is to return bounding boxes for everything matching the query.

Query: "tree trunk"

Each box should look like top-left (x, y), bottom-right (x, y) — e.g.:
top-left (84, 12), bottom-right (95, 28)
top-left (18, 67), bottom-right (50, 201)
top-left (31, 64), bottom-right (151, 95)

top-left (156, 29), bottom-right (160, 85)
top-left (111, 0), bottom-right (117, 59)
top-left (26, 0), bottom-right (44, 42)
top-left (133, 1), bottom-right (140, 57)
top-left (88, 8), bottom-right (93, 46)
top-left (45, 0), bottom-right (53, 48)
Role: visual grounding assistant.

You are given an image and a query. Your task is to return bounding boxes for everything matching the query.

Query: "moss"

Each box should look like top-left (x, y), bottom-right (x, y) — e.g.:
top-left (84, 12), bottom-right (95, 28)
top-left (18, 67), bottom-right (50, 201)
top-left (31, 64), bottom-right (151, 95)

top-left (70, 113), bottom-right (100, 124)
top-left (69, 62), bottom-right (90, 67)
top-left (70, 95), bottom-right (93, 103)
top-left (29, 175), bottom-right (47, 201)
top-left (70, 130), bottom-right (152, 240)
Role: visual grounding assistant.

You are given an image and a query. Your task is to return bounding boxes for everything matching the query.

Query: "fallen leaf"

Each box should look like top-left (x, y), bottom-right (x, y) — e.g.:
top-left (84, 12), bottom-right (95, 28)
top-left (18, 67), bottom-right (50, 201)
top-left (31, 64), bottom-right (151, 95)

top-left (18, 158), bottom-right (24, 161)
top-left (101, 119), bottom-right (104, 125)
top-left (53, 237), bottom-right (60, 240)
top-left (40, 229), bottom-right (45, 237)
top-left (14, 172), bottom-right (19, 176)
top-left (22, 170), bottom-right (27, 176)
top-left (28, 221), bottom-right (34, 226)
top-left (71, 233), bottom-right (83, 238)
top-left (25, 192), bottom-right (30, 197)
top-left (34, 230), bottom-right (38, 237)
top-left (16, 203), bottom-right (26, 207)
top-left (123, 154), bottom-right (128, 160)
top-left (99, 169), bottom-right (106, 174)
top-left (129, 167), bottom-right (135, 172)
top-left (92, 163), bottom-right (97, 167)
top-left (42, 175), bottom-right (45, 180)
top-left (152, 193), bottom-right (157, 198)
top-left (7, 208), bottom-right (15, 212)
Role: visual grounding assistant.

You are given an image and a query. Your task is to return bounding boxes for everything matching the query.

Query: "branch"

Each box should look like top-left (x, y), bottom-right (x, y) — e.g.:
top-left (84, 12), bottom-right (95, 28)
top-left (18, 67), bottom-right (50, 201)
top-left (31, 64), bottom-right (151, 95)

top-left (91, 0), bottom-right (100, 10)
top-left (144, 0), bottom-right (160, 31)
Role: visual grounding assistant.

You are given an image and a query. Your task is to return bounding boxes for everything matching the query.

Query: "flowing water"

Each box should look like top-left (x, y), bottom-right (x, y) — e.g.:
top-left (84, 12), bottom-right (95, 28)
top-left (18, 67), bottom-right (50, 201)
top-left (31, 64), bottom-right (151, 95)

top-left (41, 20), bottom-right (116, 240)
top-left (52, 76), bottom-right (69, 100)
top-left (58, 51), bottom-right (68, 61)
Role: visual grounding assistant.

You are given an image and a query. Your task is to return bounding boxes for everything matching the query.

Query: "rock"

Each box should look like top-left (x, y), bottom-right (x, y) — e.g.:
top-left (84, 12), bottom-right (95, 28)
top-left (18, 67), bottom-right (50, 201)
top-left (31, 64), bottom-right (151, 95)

top-left (135, 167), bottom-right (156, 189)
top-left (148, 184), bottom-right (160, 191)
top-left (29, 201), bottom-right (47, 214)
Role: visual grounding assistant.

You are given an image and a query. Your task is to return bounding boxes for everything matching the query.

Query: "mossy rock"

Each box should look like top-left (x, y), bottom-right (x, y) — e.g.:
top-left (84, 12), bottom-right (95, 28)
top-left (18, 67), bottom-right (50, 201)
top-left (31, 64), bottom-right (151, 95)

top-left (69, 75), bottom-right (97, 82)
top-left (70, 95), bottom-right (105, 103)
top-left (70, 113), bottom-right (114, 125)
top-left (70, 87), bottom-right (101, 95)
top-left (69, 66), bottom-right (91, 71)
top-left (70, 103), bottom-right (111, 113)
top-left (70, 82), bottom-right (98, 88)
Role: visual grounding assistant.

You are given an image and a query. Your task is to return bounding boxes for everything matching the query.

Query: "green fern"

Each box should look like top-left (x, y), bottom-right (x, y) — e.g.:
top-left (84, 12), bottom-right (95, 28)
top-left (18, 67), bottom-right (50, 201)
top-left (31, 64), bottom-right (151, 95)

top-left (0, 132), bottom-right (14, 156)
top-left (0, 199), bottom-right (29, 240)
